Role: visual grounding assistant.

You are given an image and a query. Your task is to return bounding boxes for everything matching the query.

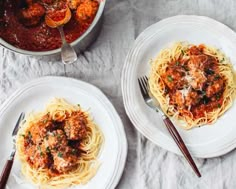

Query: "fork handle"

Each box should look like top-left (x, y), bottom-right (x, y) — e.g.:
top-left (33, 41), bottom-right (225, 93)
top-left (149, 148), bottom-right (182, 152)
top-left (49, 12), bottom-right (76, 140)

top-left (163, 116), bottom-right (201, 177)
top-left (0, 158), bottom-right (14, 189)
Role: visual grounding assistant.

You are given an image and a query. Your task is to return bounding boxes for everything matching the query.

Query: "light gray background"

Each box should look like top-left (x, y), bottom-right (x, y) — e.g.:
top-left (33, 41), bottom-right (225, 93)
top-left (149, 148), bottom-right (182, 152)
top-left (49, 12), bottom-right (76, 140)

top-left (1, 0), bottom-right (236, 189)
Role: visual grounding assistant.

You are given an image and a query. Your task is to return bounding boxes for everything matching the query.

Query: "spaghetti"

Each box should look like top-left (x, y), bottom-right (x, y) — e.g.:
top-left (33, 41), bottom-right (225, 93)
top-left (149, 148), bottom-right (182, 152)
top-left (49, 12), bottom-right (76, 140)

top-left (16, 98), bottom-right (103, 188)
top-left (149, 42), bottom-right (236, 129)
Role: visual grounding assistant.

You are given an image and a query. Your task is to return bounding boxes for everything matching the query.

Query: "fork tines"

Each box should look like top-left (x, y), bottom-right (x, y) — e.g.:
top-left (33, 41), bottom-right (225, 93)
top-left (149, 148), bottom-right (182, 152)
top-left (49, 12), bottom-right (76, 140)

top-left (12, 112), bottom-right (25, 136)
top-left (138, 76), bottom-right (149, 98)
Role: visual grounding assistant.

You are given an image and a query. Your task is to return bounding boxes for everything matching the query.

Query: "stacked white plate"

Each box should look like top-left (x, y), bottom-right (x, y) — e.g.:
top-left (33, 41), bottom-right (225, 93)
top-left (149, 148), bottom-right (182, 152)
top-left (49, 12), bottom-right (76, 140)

top-left (0, 76), bottom-right (127, 189)
top-left (122, 15), bottom-right (236, 158)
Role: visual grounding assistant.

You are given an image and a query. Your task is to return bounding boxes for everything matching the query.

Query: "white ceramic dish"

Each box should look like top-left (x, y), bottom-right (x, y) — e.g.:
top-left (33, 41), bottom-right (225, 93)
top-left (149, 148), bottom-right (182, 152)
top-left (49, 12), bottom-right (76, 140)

top-left (122, 15), bottom-right (236, 158)
top-left (0, 76), bottom-right (127, 189)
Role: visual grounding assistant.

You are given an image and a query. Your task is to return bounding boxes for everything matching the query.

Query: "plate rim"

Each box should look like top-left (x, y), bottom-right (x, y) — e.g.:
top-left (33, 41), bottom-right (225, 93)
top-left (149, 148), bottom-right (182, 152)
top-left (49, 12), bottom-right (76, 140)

top-left (0, 76), bottom-right (127, 189)
top-left (121, 15), bottom-right (236, 158)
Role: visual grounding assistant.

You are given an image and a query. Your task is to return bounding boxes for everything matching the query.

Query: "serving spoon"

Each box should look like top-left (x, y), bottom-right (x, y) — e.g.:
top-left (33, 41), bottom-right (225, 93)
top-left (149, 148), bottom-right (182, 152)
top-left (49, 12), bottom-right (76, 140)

top-left (45, 7), bottom-right (77, 64)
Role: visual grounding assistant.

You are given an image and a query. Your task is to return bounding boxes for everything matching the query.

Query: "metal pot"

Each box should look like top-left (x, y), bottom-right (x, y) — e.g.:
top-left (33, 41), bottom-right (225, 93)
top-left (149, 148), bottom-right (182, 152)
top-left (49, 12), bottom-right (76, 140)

top-left (0, 0), bottom-right (106, 56)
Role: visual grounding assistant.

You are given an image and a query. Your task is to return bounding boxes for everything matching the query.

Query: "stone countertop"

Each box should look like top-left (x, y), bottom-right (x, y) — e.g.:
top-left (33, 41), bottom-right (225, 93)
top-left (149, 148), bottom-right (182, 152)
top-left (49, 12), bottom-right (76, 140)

top-left (1, 0), bottom-right (236, 188)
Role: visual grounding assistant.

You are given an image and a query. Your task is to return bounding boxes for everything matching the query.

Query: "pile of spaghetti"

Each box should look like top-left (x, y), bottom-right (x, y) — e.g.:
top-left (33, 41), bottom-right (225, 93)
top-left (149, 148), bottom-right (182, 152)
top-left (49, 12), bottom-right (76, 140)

top-left (16, 98), bottom-right (103, 188)
top-left (149, 42), bottom-right (236, 129)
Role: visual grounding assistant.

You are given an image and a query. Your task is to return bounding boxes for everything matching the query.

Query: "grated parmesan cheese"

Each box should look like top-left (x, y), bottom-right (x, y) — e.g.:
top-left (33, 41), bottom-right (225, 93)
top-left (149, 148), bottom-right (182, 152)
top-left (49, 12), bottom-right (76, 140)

top-left (179, 87), bottom-right (190, 98)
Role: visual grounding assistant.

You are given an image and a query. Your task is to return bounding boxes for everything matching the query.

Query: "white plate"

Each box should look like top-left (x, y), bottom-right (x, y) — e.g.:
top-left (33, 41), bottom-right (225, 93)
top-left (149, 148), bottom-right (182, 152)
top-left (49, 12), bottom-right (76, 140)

top-left (121, 15), bottom-right (236, 158)
top-left (0, 76), bottom-right (127, 189)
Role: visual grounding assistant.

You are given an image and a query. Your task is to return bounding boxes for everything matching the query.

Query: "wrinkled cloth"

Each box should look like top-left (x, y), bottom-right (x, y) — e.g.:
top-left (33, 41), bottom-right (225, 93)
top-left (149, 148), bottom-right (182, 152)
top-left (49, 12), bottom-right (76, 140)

top-left (1, 0), bottom-right (236, 189)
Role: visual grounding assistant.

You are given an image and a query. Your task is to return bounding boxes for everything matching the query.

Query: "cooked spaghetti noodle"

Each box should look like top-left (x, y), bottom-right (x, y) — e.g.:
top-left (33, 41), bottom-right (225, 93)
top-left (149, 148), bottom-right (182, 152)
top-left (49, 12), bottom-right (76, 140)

top-left (16, 98), bottom-right (103, 189)
top-left (149, 42), bottom-right (236, 129)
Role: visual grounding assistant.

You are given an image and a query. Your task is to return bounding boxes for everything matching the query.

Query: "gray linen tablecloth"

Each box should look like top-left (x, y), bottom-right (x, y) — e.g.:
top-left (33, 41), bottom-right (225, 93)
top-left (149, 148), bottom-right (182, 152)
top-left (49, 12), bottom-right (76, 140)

top-left (1, 0), bottom-right (236, 188)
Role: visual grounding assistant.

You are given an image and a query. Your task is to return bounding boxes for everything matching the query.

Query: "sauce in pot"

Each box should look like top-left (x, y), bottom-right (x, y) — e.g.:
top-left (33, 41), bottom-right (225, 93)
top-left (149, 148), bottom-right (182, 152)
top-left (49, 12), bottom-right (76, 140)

top-left (0, 0), bottom-right (99, 51)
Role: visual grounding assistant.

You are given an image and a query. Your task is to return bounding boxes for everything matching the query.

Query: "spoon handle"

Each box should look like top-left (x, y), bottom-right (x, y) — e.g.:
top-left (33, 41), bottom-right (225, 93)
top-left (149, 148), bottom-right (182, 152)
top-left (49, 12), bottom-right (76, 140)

top-left (58, 25), bottom-right (67, 45)
top-left (58, 26), bottom-right (77, 64)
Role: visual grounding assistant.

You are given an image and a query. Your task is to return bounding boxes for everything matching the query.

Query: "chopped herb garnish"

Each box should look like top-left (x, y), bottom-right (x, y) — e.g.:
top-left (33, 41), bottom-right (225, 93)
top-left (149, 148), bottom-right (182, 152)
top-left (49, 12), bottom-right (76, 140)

top-left (183, 65), bottom-right (189, 71)
top-left (201, 91), bottom-right (206, 96)
top-left (216, 93), bottom-right (221, 100)
top-left (214, 74), bottom-right (221, 80)
top-left (181, 50), bottom-right (185, 55)
top-left (67, 124), bottom-right (71, 130)
top-left (205, 68), bottom-right (215, 75)
top-left (77, 104), bottom-right (80, 107)
top-left (20, 134), bottom-right (25, 138)
top-left (220, 58), bottom-right (225, 63)
top-left (57, 152), bottom-right (63, 158)
top-left (57, 134), bottom-right (61, 139)
top-left (28, 131), bottom-right (32, 139)
top-left (208, 81), bottom-right (213, 86)
top-left (37, 145), bottom-right (41, 151)
top-left (175, 61), bottom-right (180, 66)
top-left (46, 147), bottom-right (50, 153)
top-left (217, 104), bottom-right (221, 108)
top-left (37, 146), bottom-right (43, 156)
top-left (43, 119), bottom-right (48, 124)
top-left (203, 97), bottom-right (210, 105)
top-left (45, 135), bottom-right (49, 140)
top-left (167, 75), bottom-right (173, 82)
top-left (164, 88), bottom-right (169, 94)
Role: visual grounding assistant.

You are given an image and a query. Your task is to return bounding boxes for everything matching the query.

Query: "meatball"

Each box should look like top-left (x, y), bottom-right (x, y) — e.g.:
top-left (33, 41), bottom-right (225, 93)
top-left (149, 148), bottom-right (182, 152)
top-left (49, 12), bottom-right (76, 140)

top-left (162, 67), bottom-right (185, 90)
top-left (45, 129), bottom-right (68, 151)
top-left (171, 90), bottom-right (185, 107)
top-left (39, 114), bottom-right (55, 130)
top-left (185, 91), bottom-right (199, 107)
top-left (64, 112), bottom-right (87, 140)
top-left (28, 114), bottom-right (53, 144)
top-left (19, 3), bottom-right (45, 27)
top-left (188, 55), bottom-right (208, 70)
top-left (53, 146), bottom-right (77, 173)
top-left (33, 148), bottom-right (52, 169)
top-left (206, 79), bottom-right (224, 98)
top-left (75, 0), bottom-right (99, 23)
top-left (26, 144), bottom-right (52, 169)
top-left (188, 70), bottom-right (207, 90)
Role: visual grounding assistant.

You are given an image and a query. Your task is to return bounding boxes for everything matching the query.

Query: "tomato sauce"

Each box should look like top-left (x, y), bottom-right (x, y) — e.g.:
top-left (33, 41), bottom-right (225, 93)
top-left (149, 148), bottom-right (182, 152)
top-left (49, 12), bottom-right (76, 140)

top-left (0, 0), bottom-right (98, 51)
top-left (162, 45), bottom-right (226, 120)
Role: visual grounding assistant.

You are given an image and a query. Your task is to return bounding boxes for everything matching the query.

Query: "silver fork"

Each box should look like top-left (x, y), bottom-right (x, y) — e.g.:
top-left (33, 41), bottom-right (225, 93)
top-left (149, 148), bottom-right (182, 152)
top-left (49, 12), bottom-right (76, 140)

top-left (138, 76), bottom-right (201, 177)
top-left (0, 112), bottom-right (25, 188)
